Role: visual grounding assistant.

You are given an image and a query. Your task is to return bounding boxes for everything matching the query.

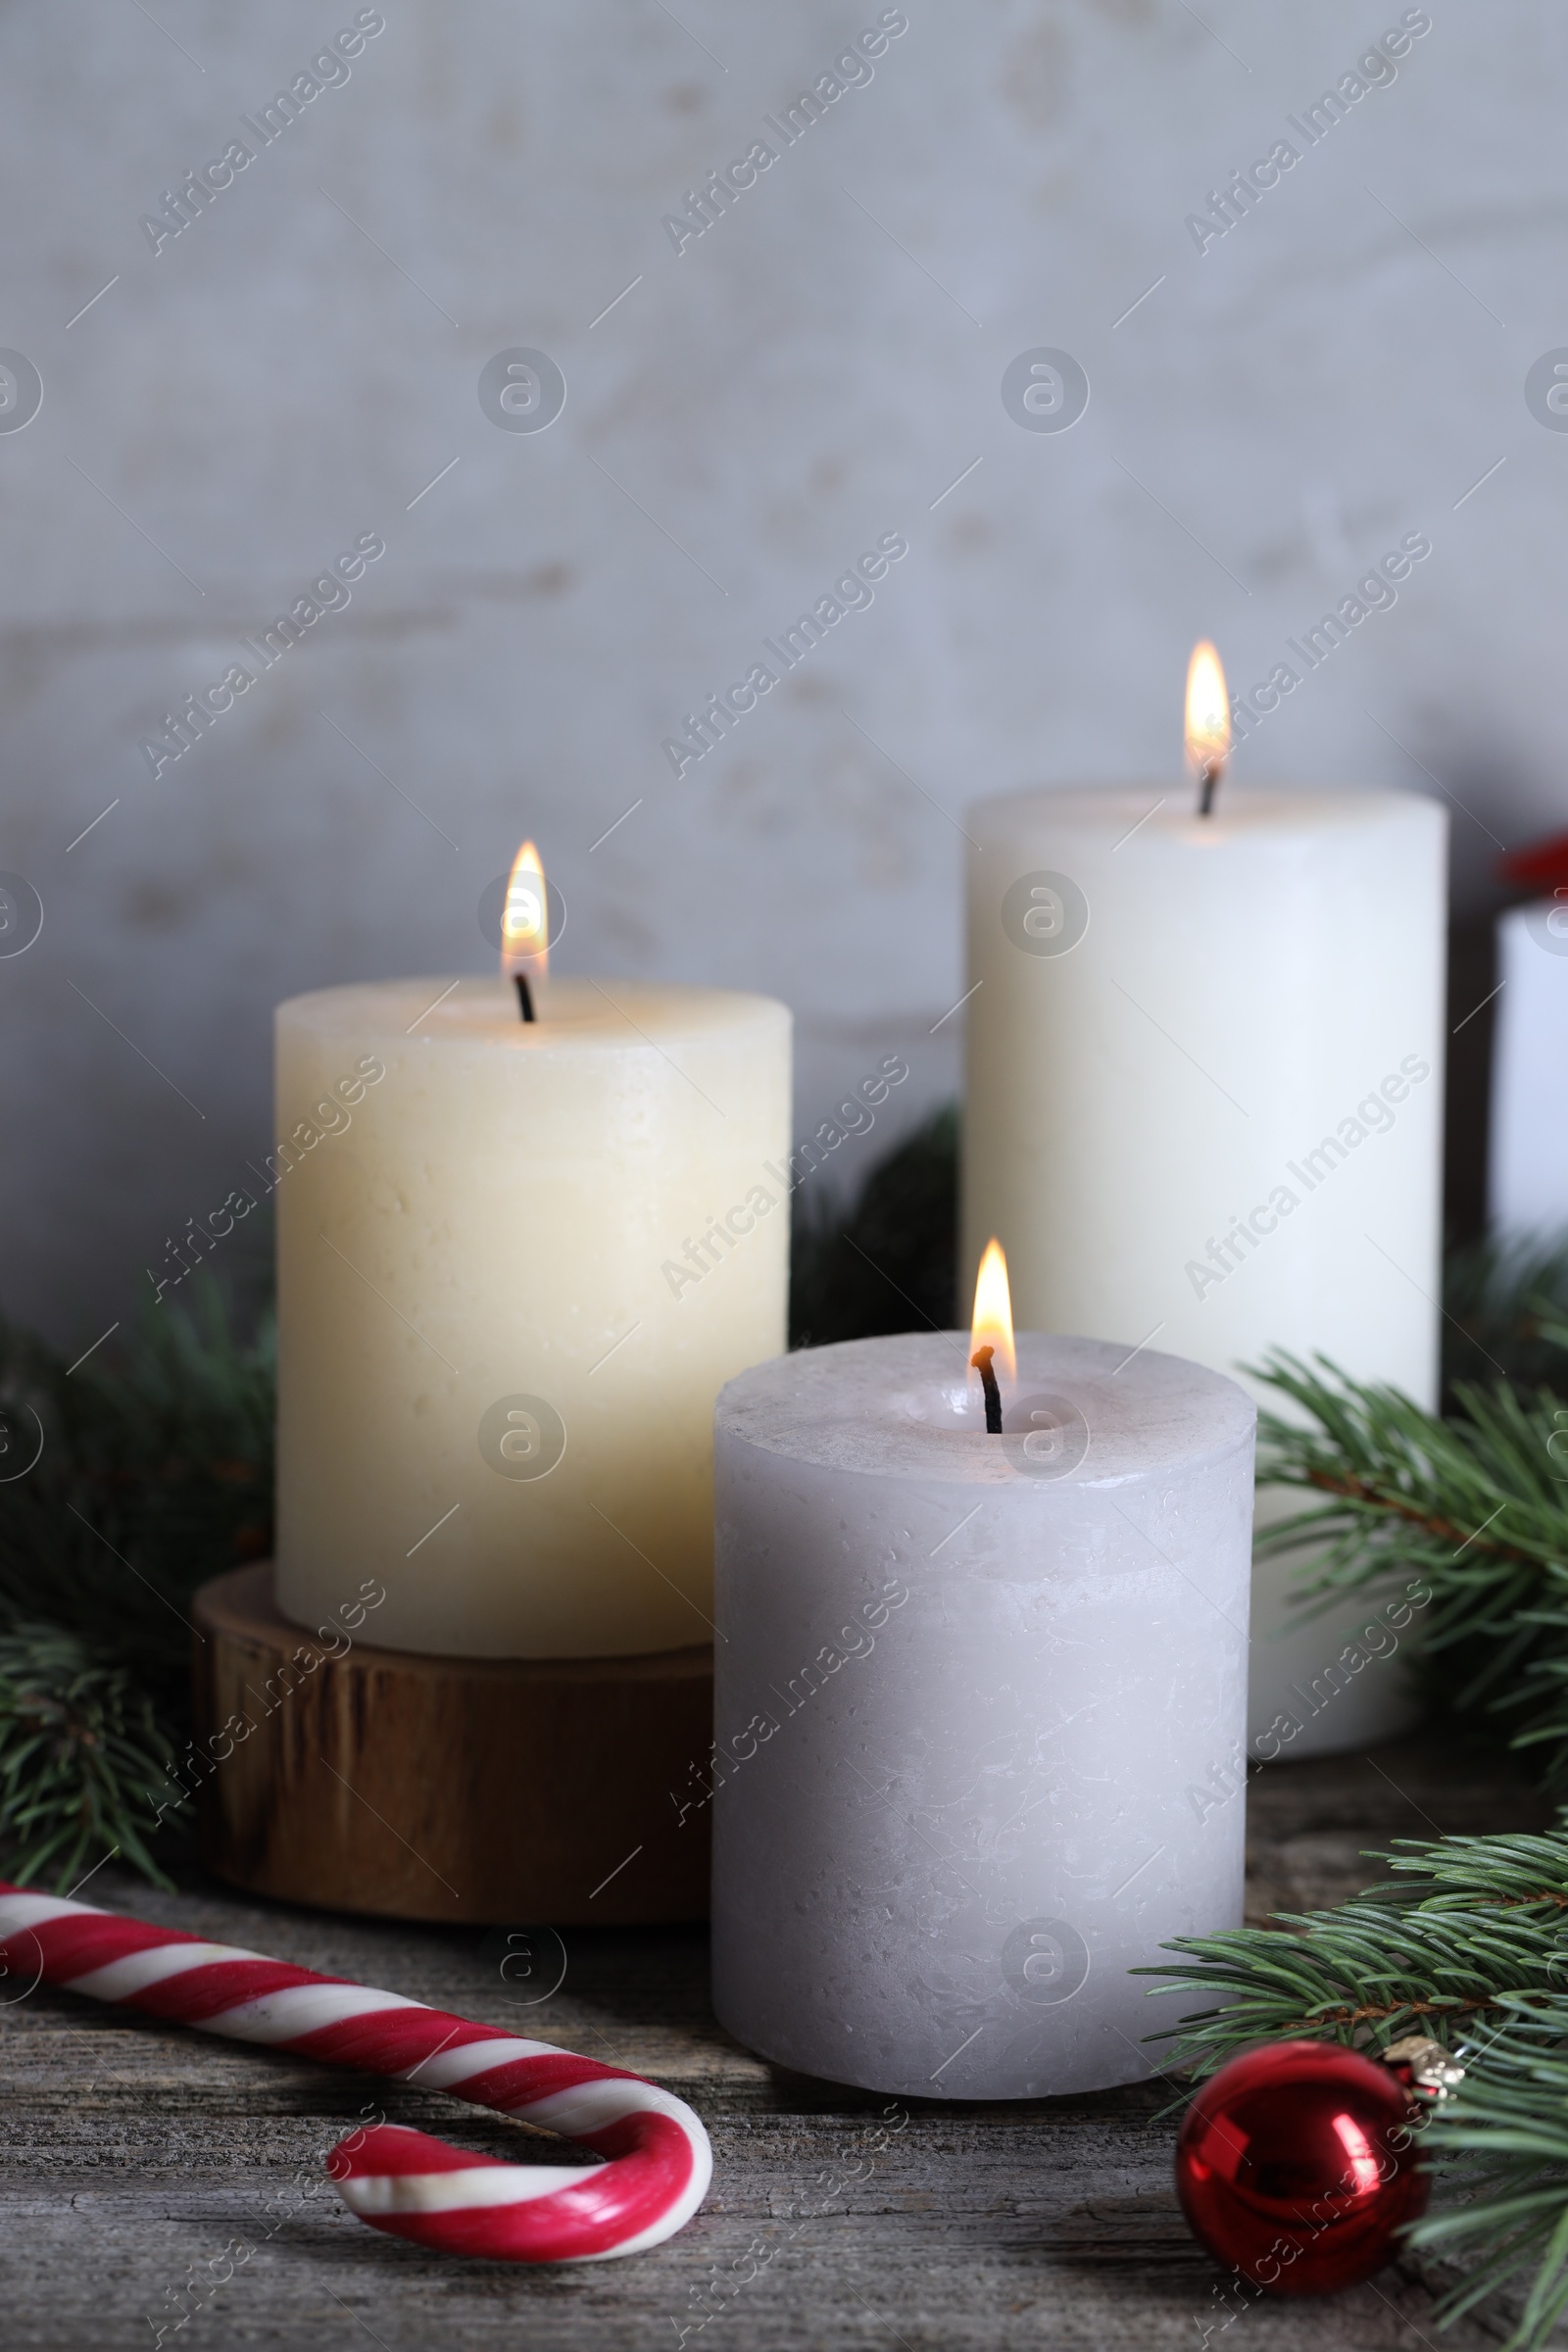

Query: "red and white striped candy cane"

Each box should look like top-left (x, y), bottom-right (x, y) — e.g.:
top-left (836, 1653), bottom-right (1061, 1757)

top-left (0, 1881), bottom-right (710, 2262)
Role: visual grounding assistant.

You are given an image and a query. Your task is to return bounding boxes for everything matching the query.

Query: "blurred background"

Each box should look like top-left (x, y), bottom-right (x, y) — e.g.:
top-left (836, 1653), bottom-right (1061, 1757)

top-left (1, 0), bottom-right (1563, 1346)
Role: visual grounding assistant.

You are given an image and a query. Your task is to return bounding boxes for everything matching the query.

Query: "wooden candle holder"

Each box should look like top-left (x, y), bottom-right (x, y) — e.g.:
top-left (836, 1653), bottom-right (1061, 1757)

top-left (191, 1564), bottom-right (712, 1925)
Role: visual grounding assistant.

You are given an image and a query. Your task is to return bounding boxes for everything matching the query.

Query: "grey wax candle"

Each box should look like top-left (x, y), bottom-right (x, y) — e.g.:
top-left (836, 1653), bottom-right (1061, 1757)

top-left (710, 1331), bottom-right (1255, 2099)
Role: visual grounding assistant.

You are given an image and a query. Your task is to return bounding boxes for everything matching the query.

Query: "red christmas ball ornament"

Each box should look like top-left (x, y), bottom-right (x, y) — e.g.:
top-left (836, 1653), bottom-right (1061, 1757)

top-left (1175, 2039), bottom-right (1433, 2296)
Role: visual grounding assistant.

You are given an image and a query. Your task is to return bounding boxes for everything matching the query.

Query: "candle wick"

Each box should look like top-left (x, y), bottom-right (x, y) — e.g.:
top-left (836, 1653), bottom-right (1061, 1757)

top-left (1198, 756), bottom-right (1225, 819)
top-left (514, 973), bottom-right (536, 1024)
top-left (970, 1345), bottom-right (1003, 1436)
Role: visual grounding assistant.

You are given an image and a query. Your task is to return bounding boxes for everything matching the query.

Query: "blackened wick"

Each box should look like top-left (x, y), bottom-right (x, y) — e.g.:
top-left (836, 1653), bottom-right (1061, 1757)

top-left (971, 1345), bottom-right (1003, 1435)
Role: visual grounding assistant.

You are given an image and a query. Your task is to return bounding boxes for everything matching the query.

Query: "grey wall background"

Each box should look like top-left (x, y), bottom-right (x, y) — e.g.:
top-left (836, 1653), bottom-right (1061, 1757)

top-left (0, 0), bottom-right (1561, 1346)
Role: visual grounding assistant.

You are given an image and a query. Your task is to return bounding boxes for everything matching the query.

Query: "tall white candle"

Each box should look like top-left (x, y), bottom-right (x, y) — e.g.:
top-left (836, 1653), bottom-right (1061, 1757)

top-left (1490, 896), bottom-right (1568, 1235)
top-left (962, 784), bottom-right (1446, 1754)
top-left (710, 1330), bottom-right (1254, 2097)
top-left (274, 974), bottom-right (790, 1657)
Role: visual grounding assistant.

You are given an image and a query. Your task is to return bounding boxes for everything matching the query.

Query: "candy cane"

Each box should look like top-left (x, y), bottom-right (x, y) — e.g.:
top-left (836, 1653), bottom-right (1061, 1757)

top-left (0, 1880), bottom-right (710, 2262)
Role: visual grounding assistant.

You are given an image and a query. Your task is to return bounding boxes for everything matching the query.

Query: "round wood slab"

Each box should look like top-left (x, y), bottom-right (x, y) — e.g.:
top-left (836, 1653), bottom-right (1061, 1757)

top-left (191, 1564), bottom-right (712, 1924)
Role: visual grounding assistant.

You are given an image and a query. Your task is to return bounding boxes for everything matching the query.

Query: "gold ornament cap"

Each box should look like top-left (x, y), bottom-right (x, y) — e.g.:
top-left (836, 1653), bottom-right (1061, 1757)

top-left (1382, 2035), bottom-right (1467, 2100)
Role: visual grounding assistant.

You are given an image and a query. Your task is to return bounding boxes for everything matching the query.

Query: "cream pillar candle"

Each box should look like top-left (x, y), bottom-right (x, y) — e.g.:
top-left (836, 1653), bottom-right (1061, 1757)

top-left (962, 777), bottom-right (1446, 1755)
top-left (710, 1328), bottom-right (1255, 2098)
top-left (274, 974), bottom-right (790, 1657)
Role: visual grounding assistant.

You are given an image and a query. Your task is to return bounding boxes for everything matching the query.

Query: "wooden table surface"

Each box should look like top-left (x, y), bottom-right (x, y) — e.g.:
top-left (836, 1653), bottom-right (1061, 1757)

top-left (1, 1732), bottom-right (1551, 2351)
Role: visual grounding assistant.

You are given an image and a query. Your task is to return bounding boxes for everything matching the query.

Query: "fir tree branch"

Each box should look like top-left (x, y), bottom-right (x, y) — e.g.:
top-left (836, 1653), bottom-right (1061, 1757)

top-left (1408, 2002), bottom-right (1568, 2344)
top-left (1144, 1899), bottom-right (1563, 2076)
top-left (1143, 1822), bottom-right (1568, 2350)
top-left (1251, 1352), bottom-right (1568, 1782)
top-left (0, 1279), bottom-right (272, 1885)
top-left (0, 1624), bottom-right (182, 1889)
top-left (1443, 1230), bottom-right (1568, 1400)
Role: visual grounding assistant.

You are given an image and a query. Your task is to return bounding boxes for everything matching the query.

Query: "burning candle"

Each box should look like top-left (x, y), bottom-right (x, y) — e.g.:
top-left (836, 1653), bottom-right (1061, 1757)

top-left (710, 1246), bottom-right (1254, 2099)
top-left (502, 837), bottom-right (547, 1024)
top-left (961, 646), bottom-right (1446, 1754)
top-left (273, 842), bottom-right (791, 1657)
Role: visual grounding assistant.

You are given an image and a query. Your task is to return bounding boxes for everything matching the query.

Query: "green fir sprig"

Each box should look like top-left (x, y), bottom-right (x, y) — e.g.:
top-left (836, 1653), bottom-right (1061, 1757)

top-left (1408, 2003), bottom-right (1568, 2343)
top-left (789, 1104), bottom-right (957, 1348)
top-left (0, 1280), bottom-right (273, 1886)
top-left (1146, 1824), bottom-right (1568, 2348)
top-left (1442, 1228), bottom-right (1568, 1401)
top-left (1148, 1826), bottom-right (1568, 2076)
top-left (0, 1624), bottom-right (181, 1889)
top-left (1252, 1350), bottom-right (1568, 1783)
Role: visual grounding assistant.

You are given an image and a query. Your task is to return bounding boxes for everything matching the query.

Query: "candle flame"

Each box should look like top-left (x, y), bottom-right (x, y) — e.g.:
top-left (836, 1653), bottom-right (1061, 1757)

top-left (969, 1239), bottom-right (1016, 1385)
top-left (1185, 640), bottom-right (1231, 786)
top-left (501, 840), bottom-right (548, 983)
